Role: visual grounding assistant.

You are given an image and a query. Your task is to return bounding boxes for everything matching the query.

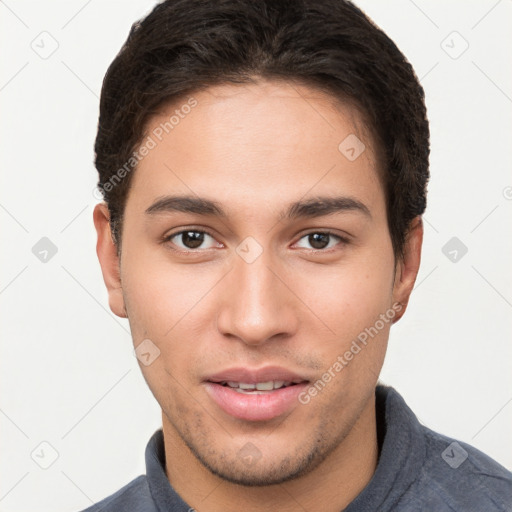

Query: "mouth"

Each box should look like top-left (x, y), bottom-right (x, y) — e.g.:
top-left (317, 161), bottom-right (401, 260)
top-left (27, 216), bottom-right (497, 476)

top-left (203, 367), bottom-right (310, 421)
top-left (210, 379), bottom-right (305, 394)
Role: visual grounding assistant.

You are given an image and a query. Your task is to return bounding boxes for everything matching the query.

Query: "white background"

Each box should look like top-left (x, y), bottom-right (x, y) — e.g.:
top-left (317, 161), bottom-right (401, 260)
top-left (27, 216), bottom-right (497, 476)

top-left (1, 1), bottom-right (511, 510)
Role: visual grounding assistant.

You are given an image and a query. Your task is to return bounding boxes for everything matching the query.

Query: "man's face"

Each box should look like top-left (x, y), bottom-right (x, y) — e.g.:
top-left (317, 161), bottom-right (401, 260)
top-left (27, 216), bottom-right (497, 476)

top-left (98, 80), bottom-right (412, 485)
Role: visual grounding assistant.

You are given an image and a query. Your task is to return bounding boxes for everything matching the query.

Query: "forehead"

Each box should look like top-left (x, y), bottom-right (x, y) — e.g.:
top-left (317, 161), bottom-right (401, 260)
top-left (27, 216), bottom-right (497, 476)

top-left (128, 80), bottom-right (383, 215)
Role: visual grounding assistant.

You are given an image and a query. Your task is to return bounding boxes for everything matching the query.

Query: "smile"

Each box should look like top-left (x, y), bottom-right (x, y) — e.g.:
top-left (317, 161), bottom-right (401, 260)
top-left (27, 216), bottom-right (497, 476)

top-left (217, 380), bottom-right (302, 393)
top-left (203, 367), bottom-right (310, 421)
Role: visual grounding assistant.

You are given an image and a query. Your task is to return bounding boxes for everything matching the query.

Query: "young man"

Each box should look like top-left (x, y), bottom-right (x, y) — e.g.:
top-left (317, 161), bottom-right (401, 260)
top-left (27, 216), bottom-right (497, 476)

top-left (88, 0), bottom-right (512, 510)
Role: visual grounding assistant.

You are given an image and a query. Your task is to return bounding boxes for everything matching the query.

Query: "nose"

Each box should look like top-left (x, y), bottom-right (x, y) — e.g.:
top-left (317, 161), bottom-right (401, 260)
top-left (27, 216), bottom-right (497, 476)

top-left (216, 250), bottom-right (299, 346)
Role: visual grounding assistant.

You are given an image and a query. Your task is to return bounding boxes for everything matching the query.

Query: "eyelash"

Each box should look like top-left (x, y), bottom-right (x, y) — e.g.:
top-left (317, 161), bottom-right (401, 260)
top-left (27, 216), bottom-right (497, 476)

top-left (162, 228), bottom-right (349, 254)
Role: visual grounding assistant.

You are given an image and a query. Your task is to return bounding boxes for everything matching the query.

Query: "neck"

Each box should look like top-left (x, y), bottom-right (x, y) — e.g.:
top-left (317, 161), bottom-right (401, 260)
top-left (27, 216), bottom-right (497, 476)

top-left (163, 394), bottom-right (379, 512)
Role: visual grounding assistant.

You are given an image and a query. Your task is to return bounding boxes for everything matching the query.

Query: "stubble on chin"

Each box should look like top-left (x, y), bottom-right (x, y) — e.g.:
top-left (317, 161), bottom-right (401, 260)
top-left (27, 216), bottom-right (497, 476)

top-left (163, 401), bottom-right (354, 487)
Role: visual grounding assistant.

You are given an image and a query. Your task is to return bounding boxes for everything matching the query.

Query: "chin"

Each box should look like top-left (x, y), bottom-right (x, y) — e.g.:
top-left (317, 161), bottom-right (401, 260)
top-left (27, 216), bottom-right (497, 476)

top-left (184, 435), bottom-right (328, 487)
top-left (200, 455), bottom-right (318, 487)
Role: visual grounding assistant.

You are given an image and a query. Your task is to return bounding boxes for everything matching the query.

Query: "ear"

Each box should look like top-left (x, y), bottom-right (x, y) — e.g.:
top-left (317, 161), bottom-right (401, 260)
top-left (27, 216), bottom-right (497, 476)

top-left (391, 216), bottom-right (423, 323)
top-left (93, 203), bottom-right (127, 318)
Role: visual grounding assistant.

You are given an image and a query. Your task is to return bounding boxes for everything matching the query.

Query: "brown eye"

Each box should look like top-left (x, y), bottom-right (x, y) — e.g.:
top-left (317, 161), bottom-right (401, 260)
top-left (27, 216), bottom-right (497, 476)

top-left (308, 233), bottom-right (330, 249)
top-left (167, 230), bottom-right (218, 250)
top-left (295, 232), bottom-right (345, 251)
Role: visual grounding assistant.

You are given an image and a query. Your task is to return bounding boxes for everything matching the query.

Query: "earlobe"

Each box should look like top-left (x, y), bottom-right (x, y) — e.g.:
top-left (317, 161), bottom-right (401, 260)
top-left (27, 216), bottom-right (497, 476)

top-left (391, 216), bottom-right (423, 323)
top-left (93, 203), bottom-right (127, 318)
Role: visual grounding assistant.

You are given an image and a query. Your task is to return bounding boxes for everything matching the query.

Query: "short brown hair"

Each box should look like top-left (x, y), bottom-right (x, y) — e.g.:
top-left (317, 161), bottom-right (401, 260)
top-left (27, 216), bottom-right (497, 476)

top-left (94, 0), bottom-right (430, 259)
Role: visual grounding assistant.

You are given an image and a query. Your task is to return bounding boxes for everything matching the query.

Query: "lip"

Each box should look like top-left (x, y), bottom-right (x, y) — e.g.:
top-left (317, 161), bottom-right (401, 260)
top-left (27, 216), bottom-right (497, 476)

top-left (203, 366), bottom-right (310, 422)
top-left (205, 366), bottom-right (308, 384)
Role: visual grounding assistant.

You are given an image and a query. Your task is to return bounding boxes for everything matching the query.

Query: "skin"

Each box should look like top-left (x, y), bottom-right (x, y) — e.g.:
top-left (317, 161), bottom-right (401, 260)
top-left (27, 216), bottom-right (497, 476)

top-left (94, 79), bottom-right (423, 512)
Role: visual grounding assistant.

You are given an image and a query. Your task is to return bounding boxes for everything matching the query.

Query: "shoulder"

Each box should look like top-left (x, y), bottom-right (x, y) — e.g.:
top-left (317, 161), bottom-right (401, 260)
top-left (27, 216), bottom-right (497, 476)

top-left (409, 425), bottom-right (512, 511)
top-left (76, 475), bottom-right (157, 512)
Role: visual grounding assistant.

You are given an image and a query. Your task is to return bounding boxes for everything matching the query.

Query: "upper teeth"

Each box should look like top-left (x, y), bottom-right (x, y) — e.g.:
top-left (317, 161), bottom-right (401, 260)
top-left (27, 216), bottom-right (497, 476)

top-left (225, 381), bottom-right (291, 390)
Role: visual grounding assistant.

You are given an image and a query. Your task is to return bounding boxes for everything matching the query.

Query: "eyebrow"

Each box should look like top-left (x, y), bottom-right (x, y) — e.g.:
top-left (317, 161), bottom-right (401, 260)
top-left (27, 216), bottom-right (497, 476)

top-left (145, 194), bottom-right (371, 220)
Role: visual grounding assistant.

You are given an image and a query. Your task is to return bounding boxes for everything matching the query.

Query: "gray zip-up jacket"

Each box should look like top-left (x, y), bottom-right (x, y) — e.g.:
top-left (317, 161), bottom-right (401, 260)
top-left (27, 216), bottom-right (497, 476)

top-left (78, 385), bottom-right (512, 511)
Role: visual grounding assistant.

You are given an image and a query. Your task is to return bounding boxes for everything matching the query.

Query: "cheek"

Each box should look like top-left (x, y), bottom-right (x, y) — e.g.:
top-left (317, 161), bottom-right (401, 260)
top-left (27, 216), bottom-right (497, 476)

top-left (287, 247), bottom-right (395, 385)
top-left (294, 255), bottom-right (394, 333)
top-left (121, 246), bottom-right (216, 339)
